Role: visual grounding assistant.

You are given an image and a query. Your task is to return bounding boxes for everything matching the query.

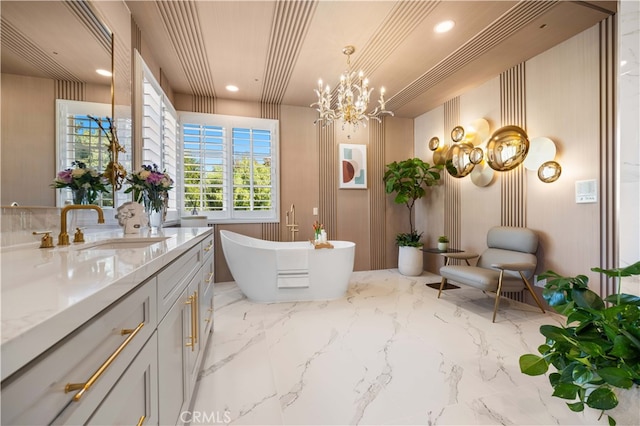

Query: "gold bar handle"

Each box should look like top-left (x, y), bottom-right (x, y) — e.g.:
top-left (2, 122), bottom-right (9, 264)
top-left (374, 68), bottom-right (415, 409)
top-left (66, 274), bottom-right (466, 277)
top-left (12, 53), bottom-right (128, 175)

top-left (204, 243), bottom-right (213, 252)
top-left (185, 295), bottom-right (194, 349)
top-left (65, 322), bottom-right (145, 401)
top-left (194, 291), bottom-right (198, 344)
top-left (205, 272), bottom-right (213, 283)
top-left (136, 415), bottom-right (146, 426)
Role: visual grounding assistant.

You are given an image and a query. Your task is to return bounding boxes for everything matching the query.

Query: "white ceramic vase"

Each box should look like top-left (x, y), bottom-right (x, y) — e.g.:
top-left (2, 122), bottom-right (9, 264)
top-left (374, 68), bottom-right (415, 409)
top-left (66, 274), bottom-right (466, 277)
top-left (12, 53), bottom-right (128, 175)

top-left (438, 242), bottom-right (448, 251)
top-left (398, 246), bottom-right (423, 276)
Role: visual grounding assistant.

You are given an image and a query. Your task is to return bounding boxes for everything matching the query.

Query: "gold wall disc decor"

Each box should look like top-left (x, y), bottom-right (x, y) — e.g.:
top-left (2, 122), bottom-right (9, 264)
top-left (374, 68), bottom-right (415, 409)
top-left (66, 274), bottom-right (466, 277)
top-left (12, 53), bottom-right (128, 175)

top-left (445, 142), bottom-right (474, 178)
top-left (486, 125), bottom-right (530, 171)
top-left (464, 118), bottom-right (491, 146)
top-left (523, 136), bottom-right (557, 171)
top-left (470, 160), bottom-right (495, 187)
top-left (432, 145), bottom-right (449, 166)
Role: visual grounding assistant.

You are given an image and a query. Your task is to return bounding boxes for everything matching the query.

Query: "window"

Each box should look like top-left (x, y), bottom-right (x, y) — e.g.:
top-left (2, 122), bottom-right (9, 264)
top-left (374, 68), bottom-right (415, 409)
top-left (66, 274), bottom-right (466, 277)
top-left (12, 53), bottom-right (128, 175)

top-left (55, 100), bottom-right (132, 207)
top-left (141, 68), bottom-right (178, 211)
top-left (179, 112), bottom-right (279, 223)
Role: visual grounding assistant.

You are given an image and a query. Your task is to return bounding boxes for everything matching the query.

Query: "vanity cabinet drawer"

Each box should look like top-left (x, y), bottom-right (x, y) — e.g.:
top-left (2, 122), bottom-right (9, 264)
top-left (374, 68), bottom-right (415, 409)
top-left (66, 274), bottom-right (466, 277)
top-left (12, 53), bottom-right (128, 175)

top-left (201, 232), bottom-right (214, 261)
top-left (1, 280), bottom-right (157, 426)
top-left (87, 332), bottom-right (158, 426)
top-left (157, 243), bottom-right (201, 321)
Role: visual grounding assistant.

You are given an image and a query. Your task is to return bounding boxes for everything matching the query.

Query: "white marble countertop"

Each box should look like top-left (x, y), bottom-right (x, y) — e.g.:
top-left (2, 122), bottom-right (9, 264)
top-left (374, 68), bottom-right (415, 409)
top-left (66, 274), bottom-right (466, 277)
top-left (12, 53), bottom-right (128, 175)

top-left (1, 227), bottom-right (213, 381)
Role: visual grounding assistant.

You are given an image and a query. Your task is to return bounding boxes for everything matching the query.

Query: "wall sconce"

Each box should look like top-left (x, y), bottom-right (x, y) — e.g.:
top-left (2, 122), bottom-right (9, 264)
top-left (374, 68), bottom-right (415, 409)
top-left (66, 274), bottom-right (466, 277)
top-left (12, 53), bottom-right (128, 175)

top-left (538, 161), bottom-right (562, 183)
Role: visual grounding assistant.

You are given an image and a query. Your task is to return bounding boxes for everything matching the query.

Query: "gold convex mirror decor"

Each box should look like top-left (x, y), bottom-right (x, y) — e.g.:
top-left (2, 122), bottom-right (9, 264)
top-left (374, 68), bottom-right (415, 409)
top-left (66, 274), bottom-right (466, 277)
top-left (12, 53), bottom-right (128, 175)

top-left (445, 143), bottom-right (474, 178)
top-left (538, 161), bottom-right (562, 183)
top-left (451, 126), bottom-right (465, 143)
top-left (428, 136), bottom-right (440, 151)
top-left (485, 125), bottom-right (530, 171)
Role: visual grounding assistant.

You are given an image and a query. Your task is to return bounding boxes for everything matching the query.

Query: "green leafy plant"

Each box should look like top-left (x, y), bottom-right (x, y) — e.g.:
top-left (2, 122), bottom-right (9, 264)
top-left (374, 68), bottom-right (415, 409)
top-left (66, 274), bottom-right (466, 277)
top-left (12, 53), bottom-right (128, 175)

top-left (395, 231), bottom-right (423, 247)
top-left (382, 158), bottom-right (442, 246)
top-left (438, 235), bottom-right (449, 243)
top-left (519, 261), bottom-right (640, 425)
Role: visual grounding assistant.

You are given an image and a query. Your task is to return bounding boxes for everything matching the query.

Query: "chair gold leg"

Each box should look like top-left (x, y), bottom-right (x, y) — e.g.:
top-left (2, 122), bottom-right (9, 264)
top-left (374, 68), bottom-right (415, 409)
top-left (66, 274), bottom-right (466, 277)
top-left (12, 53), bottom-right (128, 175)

top-left (438, 277), bottom-right (447, 298)
top-left (492, 270), bottom-right (505, 323)
top-left (520, 272), bottom-right (546, 314)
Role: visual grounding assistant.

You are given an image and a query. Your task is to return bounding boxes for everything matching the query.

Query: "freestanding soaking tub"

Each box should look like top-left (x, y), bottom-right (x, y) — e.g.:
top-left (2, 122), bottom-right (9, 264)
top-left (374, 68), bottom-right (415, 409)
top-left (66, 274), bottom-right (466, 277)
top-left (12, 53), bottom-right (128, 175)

top-left (220, 230), bottom-right (355, 303)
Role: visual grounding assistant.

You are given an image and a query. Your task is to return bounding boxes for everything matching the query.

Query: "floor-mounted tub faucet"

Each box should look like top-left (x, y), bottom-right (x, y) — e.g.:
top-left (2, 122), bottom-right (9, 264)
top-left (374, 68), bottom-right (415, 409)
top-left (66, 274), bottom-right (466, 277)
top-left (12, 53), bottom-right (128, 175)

top-left (285, 204), bottom-right (298, 241)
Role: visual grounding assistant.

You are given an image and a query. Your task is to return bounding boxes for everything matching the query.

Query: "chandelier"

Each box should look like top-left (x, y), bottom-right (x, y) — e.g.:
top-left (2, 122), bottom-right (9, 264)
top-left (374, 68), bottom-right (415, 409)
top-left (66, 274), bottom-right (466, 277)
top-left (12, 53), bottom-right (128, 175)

top-left (311, 45), bottom-right (393, 130)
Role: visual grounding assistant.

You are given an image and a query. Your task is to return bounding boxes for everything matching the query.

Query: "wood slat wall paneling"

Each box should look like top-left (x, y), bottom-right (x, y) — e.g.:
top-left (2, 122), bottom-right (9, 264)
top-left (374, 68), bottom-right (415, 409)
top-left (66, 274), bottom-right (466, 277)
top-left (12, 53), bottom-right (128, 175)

top-left (55, 81), bottom-right (85, 101)
top-left (369, 119), bottom-right (386, 269)
top-left (443, 98), bottom-right (461, 255)
top-left (261, 102), bottom-right (281, 241)
top-left (500, 63), bottom-right (528, 302)
top-left (599, 16), bottom-right (618, 298)
top-left (318, 124), bottom-right (337, 239)
top-left (262, 223), bottom-right (280, 242)
top-left (192, 95), bottom-right (216, 114)
top-left (499, 63), bottom-right (527, 229)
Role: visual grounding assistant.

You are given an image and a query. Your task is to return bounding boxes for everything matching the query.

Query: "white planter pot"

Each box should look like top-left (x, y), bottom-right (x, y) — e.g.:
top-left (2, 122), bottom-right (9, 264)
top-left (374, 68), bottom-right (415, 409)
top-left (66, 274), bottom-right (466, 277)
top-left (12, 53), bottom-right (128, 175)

top-left (398, 246), bottom-right (423, 276)
top-left (438, 242), bottom-right (448, 251)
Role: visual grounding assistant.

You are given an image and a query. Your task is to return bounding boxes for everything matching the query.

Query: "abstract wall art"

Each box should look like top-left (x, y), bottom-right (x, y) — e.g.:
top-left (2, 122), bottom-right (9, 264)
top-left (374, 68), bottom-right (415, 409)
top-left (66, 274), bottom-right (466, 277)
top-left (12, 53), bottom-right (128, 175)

top-left (339, 143), bottom-right (367, 189)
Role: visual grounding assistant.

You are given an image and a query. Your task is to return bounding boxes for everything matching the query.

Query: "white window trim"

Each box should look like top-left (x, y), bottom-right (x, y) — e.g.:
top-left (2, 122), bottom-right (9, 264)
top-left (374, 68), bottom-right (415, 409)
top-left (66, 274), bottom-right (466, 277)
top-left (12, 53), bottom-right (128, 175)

top-left (135, 50), bottom-right (179, 224)
top-left (178, 112), bottom-right (280, 224)
top-left (55, 99), bottom-right (112, 207)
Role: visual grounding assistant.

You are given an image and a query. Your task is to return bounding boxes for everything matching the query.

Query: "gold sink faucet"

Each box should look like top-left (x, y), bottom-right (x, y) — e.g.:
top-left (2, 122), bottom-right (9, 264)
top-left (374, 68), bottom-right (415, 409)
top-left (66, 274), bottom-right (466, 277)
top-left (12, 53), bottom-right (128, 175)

top-left (59, 205), bottom-right (105, 246)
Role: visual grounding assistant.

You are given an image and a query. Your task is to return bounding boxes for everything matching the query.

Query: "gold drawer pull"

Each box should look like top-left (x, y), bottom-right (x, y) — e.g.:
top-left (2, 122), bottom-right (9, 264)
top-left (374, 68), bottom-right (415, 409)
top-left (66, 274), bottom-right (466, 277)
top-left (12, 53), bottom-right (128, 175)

top-left (185, 294), bottom-right (195, 349)
top-left (193, 291), bottom-right (198, 345)
top-left (205, 272), bottom-right (213, 283)
top-left (65, 322), bottom-right (145, 401)
top-left (137, 415), bottom-right (146, 426)
top-left (204, 243), bottom-right (213, 252)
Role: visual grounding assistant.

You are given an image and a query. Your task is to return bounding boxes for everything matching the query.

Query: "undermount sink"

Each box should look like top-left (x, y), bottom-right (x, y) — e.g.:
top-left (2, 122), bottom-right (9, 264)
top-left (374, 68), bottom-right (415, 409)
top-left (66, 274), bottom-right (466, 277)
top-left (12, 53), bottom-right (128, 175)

top-left (77, 236), bottom-right (170, 251)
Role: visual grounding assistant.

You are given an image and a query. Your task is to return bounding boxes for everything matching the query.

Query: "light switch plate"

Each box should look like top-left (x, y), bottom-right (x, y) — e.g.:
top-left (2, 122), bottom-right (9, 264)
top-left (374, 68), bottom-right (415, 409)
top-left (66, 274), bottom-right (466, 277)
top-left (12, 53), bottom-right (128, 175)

top-left (576, 179), bottom-right (597, 203)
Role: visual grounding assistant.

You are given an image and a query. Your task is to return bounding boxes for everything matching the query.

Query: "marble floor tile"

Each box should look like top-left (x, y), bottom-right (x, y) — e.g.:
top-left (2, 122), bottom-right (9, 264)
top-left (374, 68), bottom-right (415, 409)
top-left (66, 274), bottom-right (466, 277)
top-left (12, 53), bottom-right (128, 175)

top-left (190, 270), bottom-right (639, 426)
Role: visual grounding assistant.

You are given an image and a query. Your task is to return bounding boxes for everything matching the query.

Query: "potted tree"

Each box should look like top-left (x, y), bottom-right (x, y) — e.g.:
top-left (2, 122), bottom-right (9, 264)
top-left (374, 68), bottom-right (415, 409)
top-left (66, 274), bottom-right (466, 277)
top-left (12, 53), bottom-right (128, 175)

top-left (519, 261), bottom-right (640, 426)
top-left (383, 158), bottom-right (442, 276)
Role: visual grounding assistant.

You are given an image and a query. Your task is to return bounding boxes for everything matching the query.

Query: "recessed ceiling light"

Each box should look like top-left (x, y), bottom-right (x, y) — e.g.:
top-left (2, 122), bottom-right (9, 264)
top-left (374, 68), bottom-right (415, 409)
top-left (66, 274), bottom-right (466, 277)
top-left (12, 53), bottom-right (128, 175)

top-left (96, 69), bottom-right (112, 77)
top-left (434, 20), bottom-right (455, 34)
top-left (226, 85), bottom-right (239, 92)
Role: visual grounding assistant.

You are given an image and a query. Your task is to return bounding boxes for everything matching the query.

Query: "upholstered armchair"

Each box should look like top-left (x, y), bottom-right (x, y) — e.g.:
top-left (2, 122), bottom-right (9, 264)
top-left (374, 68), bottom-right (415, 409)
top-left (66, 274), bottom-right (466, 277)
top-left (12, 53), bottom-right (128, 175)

top-left (437, 226), bottom-right (546, 322)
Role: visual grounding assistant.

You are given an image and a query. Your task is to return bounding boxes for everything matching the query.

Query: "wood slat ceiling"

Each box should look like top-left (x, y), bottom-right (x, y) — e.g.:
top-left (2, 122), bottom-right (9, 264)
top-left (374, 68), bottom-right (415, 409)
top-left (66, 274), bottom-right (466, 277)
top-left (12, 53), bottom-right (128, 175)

top-left (2, 1), bottom-right (616, 118)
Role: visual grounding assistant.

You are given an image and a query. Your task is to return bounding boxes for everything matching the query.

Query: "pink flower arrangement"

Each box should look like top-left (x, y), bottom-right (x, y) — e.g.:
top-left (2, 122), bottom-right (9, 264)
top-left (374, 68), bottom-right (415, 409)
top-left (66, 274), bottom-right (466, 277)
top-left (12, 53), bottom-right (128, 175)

top-left (51, 161), bottom-right (109, 203)
top-left (125, 164), bottom-right (174, 212)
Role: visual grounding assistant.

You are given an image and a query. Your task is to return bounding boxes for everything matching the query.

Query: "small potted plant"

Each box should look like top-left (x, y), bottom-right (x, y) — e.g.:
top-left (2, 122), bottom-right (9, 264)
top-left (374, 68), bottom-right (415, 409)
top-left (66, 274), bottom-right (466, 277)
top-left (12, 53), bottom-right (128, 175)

top-left (519, 261), bottom-right (640, 425)
top-left (437, 236), bottom-right (449, 251)
top-left (383, 158), bottom-right (442, 276)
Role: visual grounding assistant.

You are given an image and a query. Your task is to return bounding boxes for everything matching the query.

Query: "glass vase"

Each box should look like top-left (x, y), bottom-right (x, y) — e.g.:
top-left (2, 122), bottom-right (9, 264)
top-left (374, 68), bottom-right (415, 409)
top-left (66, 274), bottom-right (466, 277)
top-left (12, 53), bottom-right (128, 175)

top-left (143, 194), bottom-right (165, 234)
top-left (71, 188), bottom-right (88, 205)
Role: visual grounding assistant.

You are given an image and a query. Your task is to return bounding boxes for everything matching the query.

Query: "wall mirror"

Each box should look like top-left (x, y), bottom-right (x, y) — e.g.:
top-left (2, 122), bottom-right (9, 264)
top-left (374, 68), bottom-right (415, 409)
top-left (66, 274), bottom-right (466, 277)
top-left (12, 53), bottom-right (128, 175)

top-left (1, 0), bottom-right (130, 207)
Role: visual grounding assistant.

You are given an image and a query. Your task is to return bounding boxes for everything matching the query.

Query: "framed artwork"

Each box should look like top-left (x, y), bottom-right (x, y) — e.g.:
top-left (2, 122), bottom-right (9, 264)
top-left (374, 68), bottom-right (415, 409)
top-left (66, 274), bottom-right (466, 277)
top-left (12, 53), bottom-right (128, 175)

top-left (339, 144), bottom-right (367, 189)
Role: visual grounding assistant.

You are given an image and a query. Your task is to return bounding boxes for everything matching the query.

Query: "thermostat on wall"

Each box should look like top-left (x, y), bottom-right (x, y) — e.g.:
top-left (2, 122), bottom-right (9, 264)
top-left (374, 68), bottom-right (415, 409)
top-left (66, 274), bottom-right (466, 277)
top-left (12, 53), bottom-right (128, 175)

top-left (575, 179), bottom-right (598, 203)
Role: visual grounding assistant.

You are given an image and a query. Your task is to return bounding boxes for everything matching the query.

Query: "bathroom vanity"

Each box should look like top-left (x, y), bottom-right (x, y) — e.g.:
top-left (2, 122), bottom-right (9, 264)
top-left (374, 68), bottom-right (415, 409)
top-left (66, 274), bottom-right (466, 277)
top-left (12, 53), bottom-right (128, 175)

top-left (0, 227), bottom-right (214, 425)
